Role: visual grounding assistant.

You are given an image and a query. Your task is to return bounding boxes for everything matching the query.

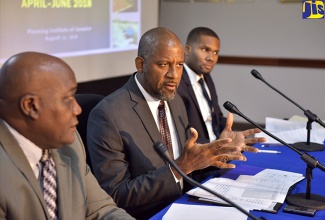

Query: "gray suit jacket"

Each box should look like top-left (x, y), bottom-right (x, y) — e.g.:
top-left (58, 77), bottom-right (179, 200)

top-left (0, 119), bottom-right (134, 220)
top-left (87, 74), bottom-right (190, 219)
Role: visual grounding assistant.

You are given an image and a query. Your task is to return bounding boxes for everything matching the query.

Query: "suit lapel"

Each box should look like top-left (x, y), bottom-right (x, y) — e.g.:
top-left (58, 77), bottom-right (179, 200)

top-left (167, 97), bottom-right (186, 151)
top-left (204, 74), bottom-right (221, 129)
top-left (0, 119), bottom-right (48, 216)
top-left (182, 69), bottom-right (202, 114)
top-left (204, 74), bottom-right (219, 111)
top-left (127, 75), bottom-right (162, 144)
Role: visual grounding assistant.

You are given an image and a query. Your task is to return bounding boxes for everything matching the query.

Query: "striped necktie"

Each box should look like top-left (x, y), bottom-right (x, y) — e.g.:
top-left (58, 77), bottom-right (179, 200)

top-left (158, 101), bottom-right (174, 159)
top-left (40, 149), bottom-right (57, 220)
top-left (198, 78), bottom-right (220, 138)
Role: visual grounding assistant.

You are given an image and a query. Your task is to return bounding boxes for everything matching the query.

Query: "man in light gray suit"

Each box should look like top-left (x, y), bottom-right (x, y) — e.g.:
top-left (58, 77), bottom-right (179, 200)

top-left (0, 52), bottom-right (134, 220)
top-left (87, 27), bottom-right (266, 219)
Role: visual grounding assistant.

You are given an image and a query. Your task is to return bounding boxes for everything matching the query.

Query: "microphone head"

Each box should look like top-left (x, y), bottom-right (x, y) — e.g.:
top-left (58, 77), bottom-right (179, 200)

top-left (251, 69), bottom-right (263, 80)
top-left (153, 142), bottom-right (171, 162)
top-left (223, 101), bottom-right (241, 115)
top-left (154, 141), bottom-right (166, 154)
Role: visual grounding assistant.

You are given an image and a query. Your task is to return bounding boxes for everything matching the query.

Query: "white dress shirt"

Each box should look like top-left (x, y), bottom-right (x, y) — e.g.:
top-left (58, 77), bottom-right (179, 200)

top-left (135, 74), bottom-right (183, 185)
top-left (184, 63), bottom-right (216, 142)
top-left (3, 121), bottom-right (43, 180)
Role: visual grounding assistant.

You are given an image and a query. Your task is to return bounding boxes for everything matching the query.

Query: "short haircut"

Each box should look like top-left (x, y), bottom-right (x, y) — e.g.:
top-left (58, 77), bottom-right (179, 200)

top-left (186, 27), bottom-right (219, 45)
top-left (138, 27), bottom-right (180, 60)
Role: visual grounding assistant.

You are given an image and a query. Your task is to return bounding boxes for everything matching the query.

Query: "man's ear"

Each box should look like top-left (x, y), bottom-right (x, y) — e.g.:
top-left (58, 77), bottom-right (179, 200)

top-left (20, 95), bottom-right (40, 120)
top-left (185, 45), bottom-right (191, 56)
top-left (135, 56), bottom-right (144, 73)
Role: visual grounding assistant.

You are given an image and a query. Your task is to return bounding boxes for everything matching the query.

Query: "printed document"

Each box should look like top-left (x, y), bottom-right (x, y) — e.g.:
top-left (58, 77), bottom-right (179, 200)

top-left (187, 168), bottom-right (304, 211)
top-left (255, 117), bottom-right (325, 144)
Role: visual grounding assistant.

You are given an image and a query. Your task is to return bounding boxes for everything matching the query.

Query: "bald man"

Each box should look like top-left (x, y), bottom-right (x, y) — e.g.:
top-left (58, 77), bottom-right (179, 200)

top-left (0, 52), bottom-right (135, 220)
top-left (87, 27), bottom-right (266, 219)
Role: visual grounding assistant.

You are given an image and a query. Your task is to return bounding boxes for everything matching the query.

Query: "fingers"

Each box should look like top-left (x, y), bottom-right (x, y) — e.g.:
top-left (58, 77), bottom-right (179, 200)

top-left (241, 128), bottom-right (263, 137)
top-left (214, 162), bottom-right (236, 169)
top-left (212, 145), bottom-right (246, 160)
top-left (241, 128), bottom-right (267, 145)
top-left (209, 137), bottom-right (233, 149)
top-left (185, 127), bottom-right (198, 149)
top-left (241, 145), bottom-right (259, 153)
top-left (225, 113), bottom-right (234, 131)
top-left (211, 154), bottom-right (248, 169)
top-left (244, 137), bottom-right (267, 145)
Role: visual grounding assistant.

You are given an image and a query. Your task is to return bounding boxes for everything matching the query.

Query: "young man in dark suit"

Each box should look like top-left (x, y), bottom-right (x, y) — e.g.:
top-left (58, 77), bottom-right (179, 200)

top-left (178, 27), bottom-right (226, 144)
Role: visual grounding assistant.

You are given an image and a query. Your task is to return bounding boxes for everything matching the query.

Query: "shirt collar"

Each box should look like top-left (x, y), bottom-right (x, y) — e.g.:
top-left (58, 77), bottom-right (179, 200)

top-left (184, 63), bottom-right (203, 86)
top-left (3, 121), bottom-right (43, 165)
top-left (134, 73), bottom-right (161, 109)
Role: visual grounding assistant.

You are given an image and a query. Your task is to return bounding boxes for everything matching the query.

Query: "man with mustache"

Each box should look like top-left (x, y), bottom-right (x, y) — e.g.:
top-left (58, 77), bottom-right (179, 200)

top-left (87, 27), bottom-right (266, 220)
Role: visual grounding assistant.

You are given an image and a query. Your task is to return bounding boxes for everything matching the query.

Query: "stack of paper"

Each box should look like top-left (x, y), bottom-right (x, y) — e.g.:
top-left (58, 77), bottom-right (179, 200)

top-left (255, 116), bottom-right (325, 144)
top-left (186, 168), bottom-right (304, 212)
top-left (162, 204), bottom-right (248, 220)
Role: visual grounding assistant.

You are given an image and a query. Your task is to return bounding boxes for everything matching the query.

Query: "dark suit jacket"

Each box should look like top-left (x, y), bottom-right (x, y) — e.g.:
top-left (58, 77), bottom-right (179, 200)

top-left (0, 119), bottom-right (134, 220)
top-left (87, 74), bottom-right (190, 219)
top-left (177, 68), bottom-right (226, 144)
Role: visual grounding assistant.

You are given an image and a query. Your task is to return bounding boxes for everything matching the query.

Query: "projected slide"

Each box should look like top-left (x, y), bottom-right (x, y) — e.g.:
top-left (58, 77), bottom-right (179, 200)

top-left (0, 0), bottom-right (141, 63)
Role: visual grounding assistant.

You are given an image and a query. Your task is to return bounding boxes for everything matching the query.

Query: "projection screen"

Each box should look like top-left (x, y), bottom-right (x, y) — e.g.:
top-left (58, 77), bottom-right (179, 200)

top-left (0, 0), bottom-right (159, 82)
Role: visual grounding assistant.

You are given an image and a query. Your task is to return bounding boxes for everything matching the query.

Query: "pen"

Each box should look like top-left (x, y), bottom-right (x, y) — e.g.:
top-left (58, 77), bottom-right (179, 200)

top-left (258, 150), bottom-right (281, 154)
top-left (261, 144), bottom-right (282, 147)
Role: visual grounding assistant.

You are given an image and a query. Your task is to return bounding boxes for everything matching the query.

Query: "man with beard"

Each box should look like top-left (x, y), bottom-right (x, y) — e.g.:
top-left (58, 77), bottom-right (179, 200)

top-left (87, 27), bottom-right (266, 220)
top-left (178, 27), bottom-right (226, 144)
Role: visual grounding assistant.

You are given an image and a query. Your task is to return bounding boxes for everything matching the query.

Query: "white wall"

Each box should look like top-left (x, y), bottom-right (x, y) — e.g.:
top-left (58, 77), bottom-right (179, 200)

top-left (159, 0), bottom-right (325, 124)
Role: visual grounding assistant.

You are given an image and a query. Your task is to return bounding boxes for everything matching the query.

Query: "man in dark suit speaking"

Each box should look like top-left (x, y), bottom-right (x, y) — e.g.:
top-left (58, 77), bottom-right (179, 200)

top-left (0, 52), bottom-right (134, 220)
top-left (87, 27), bottom-right (266, 220)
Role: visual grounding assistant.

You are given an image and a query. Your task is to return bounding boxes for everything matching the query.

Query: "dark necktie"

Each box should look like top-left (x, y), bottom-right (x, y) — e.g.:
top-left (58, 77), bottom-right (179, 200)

top-left (40, 149), bottom-right (57, 220)
top-left (198, 78), bottom-right (219, 138)
top-left (158, 101), bottom-right (174, 159)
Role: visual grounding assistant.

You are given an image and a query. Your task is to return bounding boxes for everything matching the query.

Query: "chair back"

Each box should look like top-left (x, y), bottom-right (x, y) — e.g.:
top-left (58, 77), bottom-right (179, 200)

top-left (75, 93), bottom-right (104, 171)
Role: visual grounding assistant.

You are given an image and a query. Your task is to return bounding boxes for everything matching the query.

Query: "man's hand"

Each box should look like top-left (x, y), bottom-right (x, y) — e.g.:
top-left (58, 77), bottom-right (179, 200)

top-left (219, 113), bottom-right (267, 154)
top-left (173, 127), bottom-right (245, 179)
top-left (172, 113), bottom-right (267, 180)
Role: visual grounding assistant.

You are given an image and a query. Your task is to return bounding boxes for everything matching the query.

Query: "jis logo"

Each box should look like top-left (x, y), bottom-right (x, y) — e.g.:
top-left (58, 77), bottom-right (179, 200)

top-left (302, 0), bottom-right (324, 19)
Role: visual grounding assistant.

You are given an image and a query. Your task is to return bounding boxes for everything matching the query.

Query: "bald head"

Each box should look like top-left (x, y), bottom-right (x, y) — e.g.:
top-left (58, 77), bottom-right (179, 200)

top-left (0, 52), bottom-right (74, 102)
top-left (0, 52), bottom-right (80, 149)
top-left (138, 27), bottom-right (183, 60)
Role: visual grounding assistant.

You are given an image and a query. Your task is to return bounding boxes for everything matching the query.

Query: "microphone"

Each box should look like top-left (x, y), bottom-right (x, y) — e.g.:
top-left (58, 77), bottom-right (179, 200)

top-left (251, 69), bottom-right (324, 152)
top-left (154, 141), bottom-right (266, 220)
top-left (224, 101), bottom-right (325, 210)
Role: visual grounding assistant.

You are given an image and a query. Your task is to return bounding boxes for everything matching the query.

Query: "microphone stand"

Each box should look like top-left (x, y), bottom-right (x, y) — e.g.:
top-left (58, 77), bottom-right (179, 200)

top-left (223, 101), bottom-right (325, 210)
top-left (154, 142), bottom-right (266, 220)
top-left (251, 69), bottom-right (324, 152)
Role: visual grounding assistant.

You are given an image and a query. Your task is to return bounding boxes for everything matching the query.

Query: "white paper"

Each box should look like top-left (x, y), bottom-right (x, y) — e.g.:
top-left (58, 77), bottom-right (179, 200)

top-left (186, 168), bottom-right (304, 211)
top-left (265, 117), bottom-right (307, 131)
top-left (289, 115), bottom-right (325, 129)
top-left (162, 203), bottom-right (248, 220)
top-left (255, 117), bottom-right (325, 144)
top-left (188, 178), bottom-right (273, 210)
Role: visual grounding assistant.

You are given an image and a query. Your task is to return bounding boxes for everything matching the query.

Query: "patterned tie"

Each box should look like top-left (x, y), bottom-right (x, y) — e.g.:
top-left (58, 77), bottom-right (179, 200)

top-left (198, 78), bottom-right (219, 138)
top-left (158, 101), bottom-right (174, 159)
top-left (40, 149), bottom-right (57, 220)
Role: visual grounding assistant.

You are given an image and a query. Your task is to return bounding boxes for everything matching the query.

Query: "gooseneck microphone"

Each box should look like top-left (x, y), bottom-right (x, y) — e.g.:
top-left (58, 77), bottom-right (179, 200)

top-left (154, 142), bottom-right (265, 220)
top-left (251, 69), bottom-right (324, 152)
top-left (224, 101), bottom-right (325, 210)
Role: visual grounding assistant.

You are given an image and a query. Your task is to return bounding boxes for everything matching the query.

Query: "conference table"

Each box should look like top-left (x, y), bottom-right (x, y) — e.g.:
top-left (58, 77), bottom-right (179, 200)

top-left (149, 143), bottom-right (325, 220)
